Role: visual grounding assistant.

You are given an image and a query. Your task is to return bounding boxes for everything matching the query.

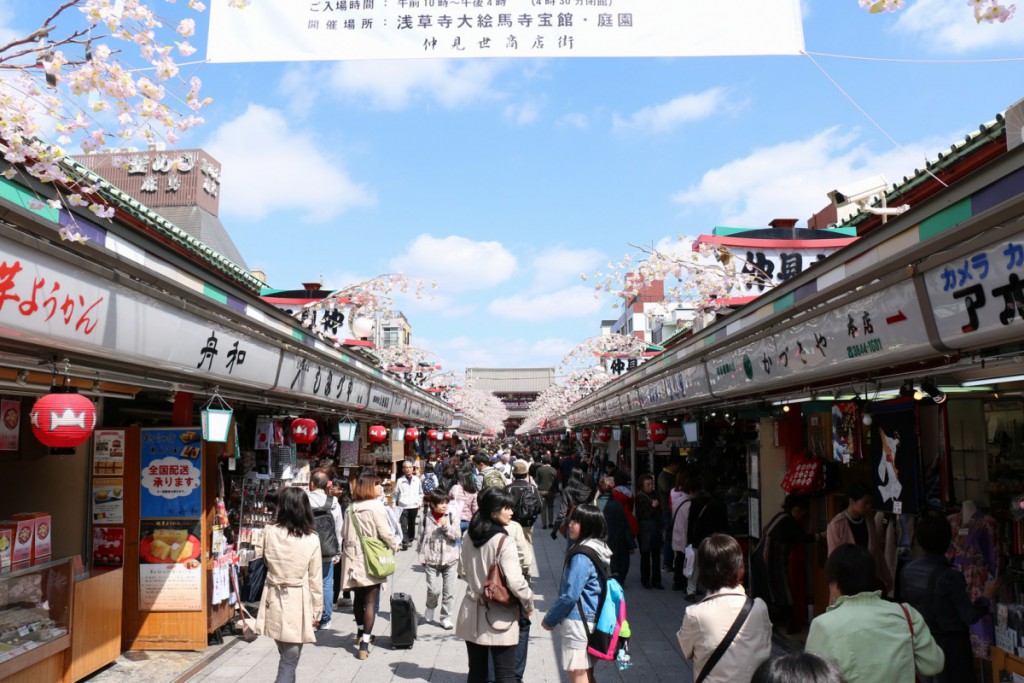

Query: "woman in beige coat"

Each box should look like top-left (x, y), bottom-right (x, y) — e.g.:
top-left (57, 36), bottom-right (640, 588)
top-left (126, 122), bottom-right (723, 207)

top-left (456, 488), bottom-right (534, 683)
top-left (340, 470), bottom-right (398, 659)
top-left (255, 486), bottom-right (324, 683)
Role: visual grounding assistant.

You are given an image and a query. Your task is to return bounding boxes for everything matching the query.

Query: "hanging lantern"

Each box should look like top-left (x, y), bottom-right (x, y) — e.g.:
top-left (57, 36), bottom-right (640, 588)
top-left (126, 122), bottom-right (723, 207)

top-left (405, 427), bottom-right (419, 441)
top-left (368, 425), bottom-right (388, 443)
top-left (597, 427), bottom-right (612, 442)
top-left (338, 422), bottom-right (357, 442)
top-left (581, 428), bottom-right (592, 442)
top-left (200, 389), bottom-right (234, 443)
top-left (30, 387), bottom-right (96, 449)
top-left (442, 430), bottom-right (453, 440)
top-left (427, 429), bottom-right (439, 441)
top-left (290, 418), bottom-right (318, 445)
top-left (648, 422), bottom-right (668, 444)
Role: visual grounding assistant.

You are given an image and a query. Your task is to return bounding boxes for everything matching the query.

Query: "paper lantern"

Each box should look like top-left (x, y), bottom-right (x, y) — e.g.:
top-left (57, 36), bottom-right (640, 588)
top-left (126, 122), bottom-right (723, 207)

top-left (597, 427), bottom-right (612, 442)
top-left (442, 430), bottom-right (452, 440)
top-left (427, 429), bottom-right (439, 441)
top-left (581, 428), bottom-right (592, 442)
top-left (567, 430), bottom-right (576, 439)
top-left (405, 427), bottom-right (419, 441)
top-left (338, 422), bottom-right (357, 441)
top-left (290, 418), bottom-right (318, 445)
top-left (648, 422), bottom-right (668, 444)
top-left (350, 316), bottom-right (374, 339)
top-left (30, 388), bottom-right (96, 449)
top-left (368, 425), bottom-right (388, 443)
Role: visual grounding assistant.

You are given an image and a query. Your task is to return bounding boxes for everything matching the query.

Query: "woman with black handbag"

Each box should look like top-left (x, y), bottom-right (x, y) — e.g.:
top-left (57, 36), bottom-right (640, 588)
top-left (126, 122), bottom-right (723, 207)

top-left (456, 488), bottom-right (534, 683)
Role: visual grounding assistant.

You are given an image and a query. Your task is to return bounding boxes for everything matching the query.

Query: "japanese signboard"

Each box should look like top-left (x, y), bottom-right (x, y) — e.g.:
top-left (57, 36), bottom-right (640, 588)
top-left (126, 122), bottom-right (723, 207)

top-left (273, 352), bottom-right (371, 409)
top-left (138, 518), bottom-right (203, 611)
top-left (92, 477), bottom-right (125, 524)
top-left (208, 0), bottom-right (805, 63)
top-left (140, 428), bottom-right (203, 519)
top-left (924, 231), bottom-right (1024, 351)
top-left (0, 399), bottom-right (19, 451)
top-left (93, 429), bottom-right (126, 476)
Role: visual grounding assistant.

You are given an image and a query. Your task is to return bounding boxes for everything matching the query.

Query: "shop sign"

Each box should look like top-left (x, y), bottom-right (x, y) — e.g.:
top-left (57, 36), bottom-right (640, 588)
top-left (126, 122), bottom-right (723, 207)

top-left (721, 246), bottom-right (837, 299)
top-left (92, 477), bottom-right (124, 524)
top-left (275, 353), bottom-right (370, 408)
top-left (766, 279), bottom-right (932, 387)
top-left (92, 429), bottom-right (125, 476)
top-left (138, 518), bottom-right (202, 612)
top-left (140, 428), bottom-right (203, 519)
top-left (92, 526), bottom-right (125, 569)
top-left (369, 386), bottom-right (394, 414)
top-left (924, 231), bottom-right (1024, 351)
top-left (707, 337), bottom-right (773, 397)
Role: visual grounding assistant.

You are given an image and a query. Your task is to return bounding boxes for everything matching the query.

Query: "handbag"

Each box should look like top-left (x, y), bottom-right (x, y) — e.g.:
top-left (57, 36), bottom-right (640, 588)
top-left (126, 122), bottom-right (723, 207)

top-left (241, 557), bottom-right (267, 603)
top-left (695, 596), bottom-right (754, 683)
top-left (482, 535), bottom-right (516, 607)
top-left (350, 508), bottom-right (395, 579)
top-left (900, 603), bottom-right (922, 682)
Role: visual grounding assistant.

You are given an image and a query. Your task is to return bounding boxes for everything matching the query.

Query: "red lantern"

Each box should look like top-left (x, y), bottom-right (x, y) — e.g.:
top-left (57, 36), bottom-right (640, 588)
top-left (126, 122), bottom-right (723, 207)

top-left (648, 422), bottom-right (668, 444)
top-left (30, 389), bottom-right (97, 449)
top-left (427, 429), bottom-right (439, 441)
top-left (443, 430), bottom-right (453, 440)
top-left (597, 427), bottom-right (612, 442)
top-left (405, 427), bottom-right (419, 441)
top-left (568, 430), bottom-right (576, 440)
top-left (581, 428), bottom-right (592, 442)
top-left (290, 418), bottom-right (318, 445)
top-left (368, 425), bottom-right (387, 443)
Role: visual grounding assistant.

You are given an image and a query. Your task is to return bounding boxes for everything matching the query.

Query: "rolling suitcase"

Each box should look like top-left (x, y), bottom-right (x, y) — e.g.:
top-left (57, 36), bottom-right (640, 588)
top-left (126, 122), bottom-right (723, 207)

top-left (390, 592), bottom-right (417, 649)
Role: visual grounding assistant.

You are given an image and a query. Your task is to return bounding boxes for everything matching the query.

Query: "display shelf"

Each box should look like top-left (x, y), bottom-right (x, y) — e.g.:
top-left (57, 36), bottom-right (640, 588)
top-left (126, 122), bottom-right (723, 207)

top-left (0, 556), bottom-right (74, 681)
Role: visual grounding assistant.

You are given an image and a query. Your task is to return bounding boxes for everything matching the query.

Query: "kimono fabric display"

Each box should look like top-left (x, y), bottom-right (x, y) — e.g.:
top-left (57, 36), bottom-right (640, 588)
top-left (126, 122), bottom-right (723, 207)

top-left (948, 507), bottom-right (997, 659)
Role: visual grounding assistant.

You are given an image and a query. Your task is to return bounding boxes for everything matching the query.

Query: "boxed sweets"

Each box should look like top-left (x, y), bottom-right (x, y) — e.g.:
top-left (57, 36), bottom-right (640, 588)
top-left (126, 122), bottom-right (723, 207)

top-left (0, 520), bottom-right (34, 565)
top-left (11, 513), bottom-right (51, 561)
top-left (0, 528), bottom-right (10, 571)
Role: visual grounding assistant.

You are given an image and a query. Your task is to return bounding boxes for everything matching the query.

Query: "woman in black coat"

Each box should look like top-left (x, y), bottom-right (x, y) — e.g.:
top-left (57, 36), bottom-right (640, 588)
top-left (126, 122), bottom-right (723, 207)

top-left (750, 494), bottom-right (820, 629)
top-left (596, 476), bottom-right (636, 582)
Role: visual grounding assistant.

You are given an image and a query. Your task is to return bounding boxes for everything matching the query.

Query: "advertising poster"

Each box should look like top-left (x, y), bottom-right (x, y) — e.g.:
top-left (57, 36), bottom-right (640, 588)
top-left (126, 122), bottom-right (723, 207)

top-left (140, 428), bottom-right (202, 518)
top-left (93, 429), bottom-right (126, 476)
top-left (0, 399), bottom-right (19, 451)
top-left (138, 518), bottom-right (202, 611)
top-left (92, 526), bottom-right (125, 568)
top-left (92, 477), bottom-right (124, 524)
top-left (337, 439), bottom-right (359, 467)
top-left (871, 408), bottom-right (919, 514)
top-left (831, 403), bottom-right (861, 464)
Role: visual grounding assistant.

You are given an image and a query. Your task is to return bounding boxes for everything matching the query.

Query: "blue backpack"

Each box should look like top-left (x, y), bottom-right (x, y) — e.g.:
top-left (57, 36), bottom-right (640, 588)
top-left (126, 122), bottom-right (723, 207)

top-left (568, 545), bottom-right (629, 661)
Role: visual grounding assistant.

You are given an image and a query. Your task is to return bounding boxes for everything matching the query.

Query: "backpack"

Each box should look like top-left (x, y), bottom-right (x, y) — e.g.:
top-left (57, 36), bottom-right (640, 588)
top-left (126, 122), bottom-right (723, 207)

top-left (509, 482), bottom-right (542, 527)
top-left (481, 468), bottom-right (507, 493)
top-left (567, 544), bottom-right (629, 661)
top-left (422, 471), bottom-right (439, 493)
top-left (313, 497), bottom-right (339, 558)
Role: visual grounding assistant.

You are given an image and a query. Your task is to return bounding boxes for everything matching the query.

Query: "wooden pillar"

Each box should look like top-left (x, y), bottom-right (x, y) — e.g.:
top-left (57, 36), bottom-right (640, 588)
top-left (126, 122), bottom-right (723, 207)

top-left (172, 391), bottom-right (194, 428)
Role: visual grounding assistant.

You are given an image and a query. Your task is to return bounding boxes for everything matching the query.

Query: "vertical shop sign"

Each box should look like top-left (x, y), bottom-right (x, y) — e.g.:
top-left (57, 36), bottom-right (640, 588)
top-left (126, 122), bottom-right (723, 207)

top-left (831, 403), bottom-right (861, 464)
top-left (138, 518), bottom-right (203, 611)
top-left (140, 428), bottom-right (202, 518)
top-left (0, 399), bottom-right (19, 450)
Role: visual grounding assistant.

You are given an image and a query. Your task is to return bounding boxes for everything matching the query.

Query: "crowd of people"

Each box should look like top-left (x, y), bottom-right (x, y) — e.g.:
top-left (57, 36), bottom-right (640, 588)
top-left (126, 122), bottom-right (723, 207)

top-left (249, 442), bottom-right (981, 683)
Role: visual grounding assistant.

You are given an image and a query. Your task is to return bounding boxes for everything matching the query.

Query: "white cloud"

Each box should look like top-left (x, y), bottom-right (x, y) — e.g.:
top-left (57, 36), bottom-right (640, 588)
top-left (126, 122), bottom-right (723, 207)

top-left (893, 0), bottom-right (1024, 52)
top-left (613, 88), bottom-right (735, 134)
top-left (205, 104), bottom-right (375, 222)
top-left (531, 247), bottom-right (604, 290)
top-left (671, 127), bottom-right (948, 227)
top-left (489, 285), bottom-right (603, 322)
top-left (390, 234), bottom-right (518, 292)
top-left (503, 100), bottom-right (540, 126)
top-left (326, 59), bottom-right (507, 110)
top-left (559, 113), bottom-right (590, 129)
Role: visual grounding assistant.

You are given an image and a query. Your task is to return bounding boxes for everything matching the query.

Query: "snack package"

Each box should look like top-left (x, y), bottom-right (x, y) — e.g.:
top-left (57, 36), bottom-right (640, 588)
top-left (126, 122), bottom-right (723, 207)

top-left (0, 528), bottom-right (11, 571)
top-left (0, 519), bottom-right (35, 564)
top-left (11, 513), bottom-right (52, 560)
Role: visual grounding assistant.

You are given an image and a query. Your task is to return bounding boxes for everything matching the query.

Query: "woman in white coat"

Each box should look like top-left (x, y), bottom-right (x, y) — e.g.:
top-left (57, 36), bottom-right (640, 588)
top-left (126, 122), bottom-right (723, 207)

top-left (255, 486), bottom-right (324, 683)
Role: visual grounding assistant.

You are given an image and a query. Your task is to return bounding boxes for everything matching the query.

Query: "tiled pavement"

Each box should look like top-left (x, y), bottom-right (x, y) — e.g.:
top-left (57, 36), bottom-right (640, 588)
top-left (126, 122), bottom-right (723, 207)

top-left (88, 515), bottom-right (793, 683)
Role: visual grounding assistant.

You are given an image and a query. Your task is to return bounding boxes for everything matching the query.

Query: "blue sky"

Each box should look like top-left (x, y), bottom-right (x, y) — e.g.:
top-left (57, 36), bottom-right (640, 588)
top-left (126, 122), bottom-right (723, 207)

top-left (6, 0), bottom-right (1024, 373)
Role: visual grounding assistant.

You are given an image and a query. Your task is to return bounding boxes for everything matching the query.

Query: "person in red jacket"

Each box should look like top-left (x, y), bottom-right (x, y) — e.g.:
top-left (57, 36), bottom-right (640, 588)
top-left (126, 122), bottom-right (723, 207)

top-left (611, 469), bottom-right (640, 538)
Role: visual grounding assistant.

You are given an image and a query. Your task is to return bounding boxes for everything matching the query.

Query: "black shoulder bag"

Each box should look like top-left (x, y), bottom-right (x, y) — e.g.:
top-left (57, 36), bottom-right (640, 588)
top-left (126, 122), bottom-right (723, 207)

top-left (695, 596), bottom-right (754, 683)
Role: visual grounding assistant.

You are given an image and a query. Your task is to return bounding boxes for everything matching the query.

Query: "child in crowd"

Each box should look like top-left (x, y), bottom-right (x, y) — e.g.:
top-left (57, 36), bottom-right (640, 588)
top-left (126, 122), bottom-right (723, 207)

top-left (416, 489), bottom-right (461, 630)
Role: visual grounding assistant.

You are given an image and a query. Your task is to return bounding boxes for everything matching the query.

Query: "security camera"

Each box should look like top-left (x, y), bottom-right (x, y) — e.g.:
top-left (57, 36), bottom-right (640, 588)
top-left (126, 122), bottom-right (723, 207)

top-left (827, 174), bottom-right (889, 207)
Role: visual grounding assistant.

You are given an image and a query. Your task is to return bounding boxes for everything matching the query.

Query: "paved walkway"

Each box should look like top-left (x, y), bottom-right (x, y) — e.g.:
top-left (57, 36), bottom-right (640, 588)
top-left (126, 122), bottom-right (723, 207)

top-left (182, 524), bottom-right (790, 683)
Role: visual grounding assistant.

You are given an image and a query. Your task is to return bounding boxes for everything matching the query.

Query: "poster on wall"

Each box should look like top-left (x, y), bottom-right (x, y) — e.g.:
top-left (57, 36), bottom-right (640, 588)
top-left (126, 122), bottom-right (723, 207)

top-left (92, 526), bottom-right (125, 568)
top-left (140, 428), bottom-right (202, 518)
top-left (870, 409), bottom-right (919, 514)
top-left (0, 399), bottom-right (19, 451)
top-left (93, 429), bottom-right (126, 475)
top-left (337, 439), bottom-right (359, 467)
top-left (831, 403), bottom-right (861, 464)
top-left (138, 518), bottom-right (202, 611)
top-left (92, 477), bottom-right (124, 524)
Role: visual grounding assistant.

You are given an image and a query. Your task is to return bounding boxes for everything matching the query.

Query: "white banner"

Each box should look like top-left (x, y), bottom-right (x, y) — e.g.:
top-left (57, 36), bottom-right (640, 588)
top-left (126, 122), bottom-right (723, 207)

top-left (207, 0), bottom-right (805, 63)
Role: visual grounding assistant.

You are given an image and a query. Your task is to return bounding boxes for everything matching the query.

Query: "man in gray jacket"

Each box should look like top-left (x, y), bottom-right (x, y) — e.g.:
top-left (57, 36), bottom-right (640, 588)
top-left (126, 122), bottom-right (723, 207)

top-left (306, 469), bottom-right (342, 629)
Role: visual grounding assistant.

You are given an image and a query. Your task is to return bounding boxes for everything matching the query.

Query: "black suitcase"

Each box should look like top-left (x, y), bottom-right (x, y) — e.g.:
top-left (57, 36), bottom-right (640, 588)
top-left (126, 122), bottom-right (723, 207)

top-left (390, 592), bottom-right (417, 649)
